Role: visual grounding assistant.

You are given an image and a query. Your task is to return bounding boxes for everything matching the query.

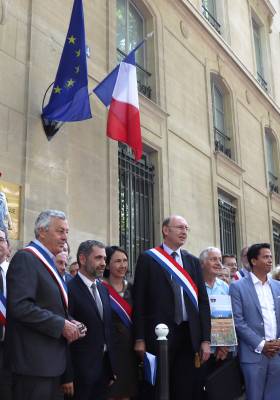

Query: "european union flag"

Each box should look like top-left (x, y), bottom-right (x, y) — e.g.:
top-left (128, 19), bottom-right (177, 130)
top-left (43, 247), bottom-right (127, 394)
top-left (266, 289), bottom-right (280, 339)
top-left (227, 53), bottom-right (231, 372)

top-left (42, 0), bottom-right (91, 138)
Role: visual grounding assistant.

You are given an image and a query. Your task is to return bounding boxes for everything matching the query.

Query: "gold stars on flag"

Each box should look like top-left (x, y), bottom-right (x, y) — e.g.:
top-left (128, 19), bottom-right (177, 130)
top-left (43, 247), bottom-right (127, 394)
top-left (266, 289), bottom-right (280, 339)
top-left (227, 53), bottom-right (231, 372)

top-left (68, 35), bottom-right (76, 45)
top-left (75, 66), bottom-right (80, 74)
top-left (65, 79), bottom-right (75, 88)
top-left (75, 49), bottom-right (81, 57)
top-left (53, 85), bottom-right (62, 94)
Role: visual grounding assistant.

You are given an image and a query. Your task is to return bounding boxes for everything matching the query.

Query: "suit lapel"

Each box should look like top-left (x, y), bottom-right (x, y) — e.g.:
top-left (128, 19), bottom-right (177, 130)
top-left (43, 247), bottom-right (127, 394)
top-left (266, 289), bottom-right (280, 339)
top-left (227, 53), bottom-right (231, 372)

top-left (76, 275), bottom-right (103, 320)
top-left (245, 274), bottom-right (263, 319)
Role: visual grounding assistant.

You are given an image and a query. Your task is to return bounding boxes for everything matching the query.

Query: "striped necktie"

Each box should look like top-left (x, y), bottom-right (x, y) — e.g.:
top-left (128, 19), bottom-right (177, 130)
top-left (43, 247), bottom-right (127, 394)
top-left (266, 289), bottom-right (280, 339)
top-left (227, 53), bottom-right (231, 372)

top-left (91, 281), bottom-right (103, 320)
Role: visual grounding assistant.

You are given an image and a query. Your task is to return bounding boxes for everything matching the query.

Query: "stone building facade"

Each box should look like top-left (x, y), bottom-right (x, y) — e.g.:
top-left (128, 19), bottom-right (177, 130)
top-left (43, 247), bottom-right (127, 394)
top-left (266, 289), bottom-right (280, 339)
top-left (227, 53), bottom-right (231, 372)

top-left (1, 0), bottom-right (280, 273)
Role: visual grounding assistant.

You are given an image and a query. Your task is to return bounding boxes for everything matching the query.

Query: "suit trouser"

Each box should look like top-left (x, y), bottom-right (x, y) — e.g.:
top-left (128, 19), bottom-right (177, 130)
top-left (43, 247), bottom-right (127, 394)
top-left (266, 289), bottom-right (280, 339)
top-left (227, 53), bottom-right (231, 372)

top-left (73, 352), bottom-right (111, 400)
top-left (0, 342), bottom-right (12, 400)
top-left (140, 322), bottom-right (198, 400)
top-left (12, 374), bottom-right (60, 400)
top-left (241, 353), bottom-right (280, 400)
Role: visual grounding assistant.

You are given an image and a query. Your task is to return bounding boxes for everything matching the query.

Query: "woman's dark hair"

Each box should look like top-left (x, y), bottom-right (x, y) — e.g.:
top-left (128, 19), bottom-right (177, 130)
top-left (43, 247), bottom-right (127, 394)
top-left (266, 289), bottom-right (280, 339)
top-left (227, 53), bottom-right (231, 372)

top-left (104, 246), bottom-right (128, 278)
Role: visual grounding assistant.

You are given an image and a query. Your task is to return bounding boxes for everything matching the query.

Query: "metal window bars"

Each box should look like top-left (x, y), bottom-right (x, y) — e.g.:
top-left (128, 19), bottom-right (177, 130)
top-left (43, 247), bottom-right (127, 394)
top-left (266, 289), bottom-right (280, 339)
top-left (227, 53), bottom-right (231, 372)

top-left (118, 143), bottom-right (155, 276)
top-left (218, 198), bottom-right (237, 256)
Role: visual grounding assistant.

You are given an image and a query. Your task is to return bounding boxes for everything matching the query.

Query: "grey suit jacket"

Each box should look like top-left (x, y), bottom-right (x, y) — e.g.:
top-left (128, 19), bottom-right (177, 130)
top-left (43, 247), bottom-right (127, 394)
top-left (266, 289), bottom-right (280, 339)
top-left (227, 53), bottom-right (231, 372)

top-left (229, 273), bottom-right (280, 363)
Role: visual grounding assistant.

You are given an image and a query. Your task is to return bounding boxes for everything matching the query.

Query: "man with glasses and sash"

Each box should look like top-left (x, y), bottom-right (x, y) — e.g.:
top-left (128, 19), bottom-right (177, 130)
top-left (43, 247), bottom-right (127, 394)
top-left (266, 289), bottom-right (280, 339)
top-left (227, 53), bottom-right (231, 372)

top-left (6, 210), bottom-right (85, 400)
top-left (133, 215), bottom-right (211, 400)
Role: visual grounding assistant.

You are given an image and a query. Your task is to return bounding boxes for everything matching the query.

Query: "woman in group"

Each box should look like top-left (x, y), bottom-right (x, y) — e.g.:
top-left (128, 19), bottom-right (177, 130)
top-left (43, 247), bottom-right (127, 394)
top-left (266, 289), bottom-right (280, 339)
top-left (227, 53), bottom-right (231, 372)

top-left (103, 246), bottom-right (138, 400)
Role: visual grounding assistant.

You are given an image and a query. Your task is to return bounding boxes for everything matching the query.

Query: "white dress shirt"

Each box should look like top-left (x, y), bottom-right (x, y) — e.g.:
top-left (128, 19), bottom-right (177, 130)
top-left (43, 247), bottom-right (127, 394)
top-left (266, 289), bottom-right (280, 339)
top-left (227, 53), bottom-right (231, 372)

top-left (0, 260), bottom-right (8, 341)
top-left (0, 260), bottom-right (9, 297)
top-left (78, 272), bottom-right (106, 350)
top-left (162, 243), bottom-right (188, 321)
top-left (250, 272), bottom-right (277, 353)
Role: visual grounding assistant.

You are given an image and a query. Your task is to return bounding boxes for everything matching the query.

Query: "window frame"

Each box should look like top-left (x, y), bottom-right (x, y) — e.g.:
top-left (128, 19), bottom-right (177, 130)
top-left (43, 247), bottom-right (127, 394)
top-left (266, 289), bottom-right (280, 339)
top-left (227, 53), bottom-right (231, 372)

top-left (265, 128), bottom-right (279, 194)
top-left (211, 75), bottom-right (234, 159)
top-left (116, 0), bottom-right (153, 100)
top-left (218, 191), bottom-right (238, 257)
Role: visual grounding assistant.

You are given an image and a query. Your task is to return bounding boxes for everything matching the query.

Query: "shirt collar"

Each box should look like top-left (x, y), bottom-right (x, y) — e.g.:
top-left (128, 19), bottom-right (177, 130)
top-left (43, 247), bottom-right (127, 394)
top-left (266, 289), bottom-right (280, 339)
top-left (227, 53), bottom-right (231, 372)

top-left (78, 271), bottom-right (96, 289)
top-left (0, 260), bottom-right (9, 274)
top-left (162, 243), bottom-right (181, 257)
top-left (250, 271), bottom-right (268, 286)
top-left (33, 239), bottom-right (55, 262)
top-left (205, 277), bottom-right (221, 289)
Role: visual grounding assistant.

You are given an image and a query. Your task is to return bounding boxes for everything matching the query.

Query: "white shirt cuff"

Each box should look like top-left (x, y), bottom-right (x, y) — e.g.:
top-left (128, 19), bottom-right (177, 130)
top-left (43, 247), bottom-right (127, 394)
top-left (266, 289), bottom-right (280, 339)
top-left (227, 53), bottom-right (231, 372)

top-left (255, 340), bottom-right (265, 354)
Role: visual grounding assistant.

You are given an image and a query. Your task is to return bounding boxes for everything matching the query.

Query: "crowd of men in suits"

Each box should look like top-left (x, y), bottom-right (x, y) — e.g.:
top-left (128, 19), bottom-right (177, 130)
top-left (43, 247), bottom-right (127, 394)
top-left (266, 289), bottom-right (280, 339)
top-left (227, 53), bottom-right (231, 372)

top-left (0, 209), bottom-right (280, 400)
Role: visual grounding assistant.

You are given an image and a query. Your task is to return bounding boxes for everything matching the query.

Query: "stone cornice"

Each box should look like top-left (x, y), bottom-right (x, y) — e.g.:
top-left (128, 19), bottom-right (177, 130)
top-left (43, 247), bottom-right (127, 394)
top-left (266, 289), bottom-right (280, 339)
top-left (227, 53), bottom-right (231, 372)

top-left (215, 151), bottom-right (245, 175)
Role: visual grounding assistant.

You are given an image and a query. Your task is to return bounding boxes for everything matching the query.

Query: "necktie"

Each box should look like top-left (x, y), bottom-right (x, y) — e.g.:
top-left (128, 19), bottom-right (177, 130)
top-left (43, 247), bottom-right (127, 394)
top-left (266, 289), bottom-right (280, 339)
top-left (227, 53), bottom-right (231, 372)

top-left (0, 268), bottom-right (4, 339)
top-left (91, 282), bottom-right (103, 320)
top-left (171, 252), bottom-right (183, 325)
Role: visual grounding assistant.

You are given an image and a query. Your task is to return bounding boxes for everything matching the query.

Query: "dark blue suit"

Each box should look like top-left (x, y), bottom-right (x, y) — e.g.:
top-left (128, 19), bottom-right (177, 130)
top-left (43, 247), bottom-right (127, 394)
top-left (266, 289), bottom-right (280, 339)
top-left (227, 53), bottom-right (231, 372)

top-left (66, 274), bottom-right (115, 400)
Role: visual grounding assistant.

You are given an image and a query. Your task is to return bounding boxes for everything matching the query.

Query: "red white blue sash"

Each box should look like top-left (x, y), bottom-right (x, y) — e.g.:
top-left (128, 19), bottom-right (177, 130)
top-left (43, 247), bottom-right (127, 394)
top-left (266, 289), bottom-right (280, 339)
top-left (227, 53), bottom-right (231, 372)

top-left (102, 280), bottom-right (132, 328)
top-left (0, 292), bottom-right (6, 325)
top-left (146, 247), bottom-right (199, 311)
top-left (24, 242), bottom-right (68, 309)
top-left (233, 270), bottom-right (245, 281)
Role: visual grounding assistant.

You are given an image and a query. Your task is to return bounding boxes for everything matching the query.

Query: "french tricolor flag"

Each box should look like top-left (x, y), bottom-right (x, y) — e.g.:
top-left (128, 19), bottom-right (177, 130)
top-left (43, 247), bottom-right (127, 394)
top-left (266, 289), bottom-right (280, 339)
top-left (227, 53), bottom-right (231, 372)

top-left (93, 45), bottom-right (143, 160)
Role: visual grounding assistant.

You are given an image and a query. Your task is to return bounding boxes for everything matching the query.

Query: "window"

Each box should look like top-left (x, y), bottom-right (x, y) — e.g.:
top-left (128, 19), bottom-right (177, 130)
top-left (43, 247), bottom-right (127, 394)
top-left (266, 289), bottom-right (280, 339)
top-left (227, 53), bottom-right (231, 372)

top-left (273, 221), bottom-right (280, 265)
top-left (116, 0), bottom-right (152, 99)
top-left (252, 17), bottom-right (268, 91)
top-left (218, 192), bottom-right (238, 256)
top-left (202, 0), bottom-right (221, 34)
top-left (211, 75), bottom-right (233, 159)
top-left (265, 128), bottom-right (279, 193)
top-left (118, 143), bottom-right (155, 276)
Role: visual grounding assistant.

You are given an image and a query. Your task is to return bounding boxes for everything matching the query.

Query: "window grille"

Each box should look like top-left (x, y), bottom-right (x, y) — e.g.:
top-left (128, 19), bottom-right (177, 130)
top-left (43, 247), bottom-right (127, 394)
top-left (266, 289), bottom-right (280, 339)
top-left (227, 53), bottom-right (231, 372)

top-left (218, 198), bottom-right (237, 256)
top-left (118, 143), bottom-right (155, 275)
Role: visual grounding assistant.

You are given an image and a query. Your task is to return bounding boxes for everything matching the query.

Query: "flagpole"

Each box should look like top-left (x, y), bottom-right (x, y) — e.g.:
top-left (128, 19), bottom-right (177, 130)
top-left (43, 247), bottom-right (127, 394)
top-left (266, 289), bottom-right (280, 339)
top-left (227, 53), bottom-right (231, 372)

top-left (41, 81), bottom-right (65, 141)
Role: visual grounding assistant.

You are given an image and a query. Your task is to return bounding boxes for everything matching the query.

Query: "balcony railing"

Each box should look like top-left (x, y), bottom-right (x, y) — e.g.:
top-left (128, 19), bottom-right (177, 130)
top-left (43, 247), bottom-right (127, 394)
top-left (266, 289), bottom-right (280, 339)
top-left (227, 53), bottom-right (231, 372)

top-left (214, 127), bottom-right (231, 158)
top-left (117, 48), bottom-right (152, 99)
top-left (202, 5), bottom-right (221, 34)
top-left (257, 72), bottom-right (268, 92)
top-left (268, 171), bottom-right (279, 194)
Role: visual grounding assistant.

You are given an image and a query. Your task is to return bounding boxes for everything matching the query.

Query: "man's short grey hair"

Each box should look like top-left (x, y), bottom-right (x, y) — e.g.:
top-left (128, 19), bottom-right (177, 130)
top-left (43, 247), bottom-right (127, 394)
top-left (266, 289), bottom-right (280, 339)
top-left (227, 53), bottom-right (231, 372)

top-left (34, 210), bottom-right (66, 238)
top-left (199, 247), bottom-right (221, 264)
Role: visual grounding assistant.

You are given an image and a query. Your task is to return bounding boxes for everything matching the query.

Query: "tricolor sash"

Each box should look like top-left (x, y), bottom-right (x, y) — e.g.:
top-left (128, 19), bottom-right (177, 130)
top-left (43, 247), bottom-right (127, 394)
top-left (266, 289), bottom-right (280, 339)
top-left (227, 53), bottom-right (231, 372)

top-left (146, 247), bottom-right (199, 311)
top-left (0, 292), bottom-right (6, 326)
top-left (233, 270), bottom-right (245, 281)
top-left (102, 280), bottom-right (132, 328)
top-left (24, 242), bottom-right (68, 309)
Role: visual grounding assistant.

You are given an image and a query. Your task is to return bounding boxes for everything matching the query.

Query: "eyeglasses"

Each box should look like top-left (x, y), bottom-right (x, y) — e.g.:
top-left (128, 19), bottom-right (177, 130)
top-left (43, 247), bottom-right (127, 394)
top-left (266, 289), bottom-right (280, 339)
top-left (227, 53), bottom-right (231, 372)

top-left (168, 225), bottom-right (190, 231)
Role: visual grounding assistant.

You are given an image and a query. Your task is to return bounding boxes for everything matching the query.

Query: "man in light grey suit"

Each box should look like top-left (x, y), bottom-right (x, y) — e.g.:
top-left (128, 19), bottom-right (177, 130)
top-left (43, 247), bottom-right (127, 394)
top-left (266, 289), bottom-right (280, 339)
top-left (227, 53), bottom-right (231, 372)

top-left (229, 243), bottom-right (280, 400)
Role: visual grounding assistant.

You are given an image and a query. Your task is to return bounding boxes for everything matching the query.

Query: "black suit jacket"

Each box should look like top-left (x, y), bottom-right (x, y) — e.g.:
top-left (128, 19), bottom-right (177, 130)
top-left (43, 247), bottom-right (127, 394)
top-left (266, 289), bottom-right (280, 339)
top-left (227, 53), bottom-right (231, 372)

top-left (66, 275), bottom-right (115, 385)
top-left (6, 249), bottom-right (67, 377)
top-left (132, 248), bottom-right (211, 353)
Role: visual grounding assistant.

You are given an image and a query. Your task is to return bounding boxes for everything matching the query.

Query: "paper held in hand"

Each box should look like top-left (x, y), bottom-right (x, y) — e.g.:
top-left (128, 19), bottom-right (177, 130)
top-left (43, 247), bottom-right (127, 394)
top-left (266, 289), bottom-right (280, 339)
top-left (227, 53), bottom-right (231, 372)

top-left (209, 295), bottom-right (237, 347)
